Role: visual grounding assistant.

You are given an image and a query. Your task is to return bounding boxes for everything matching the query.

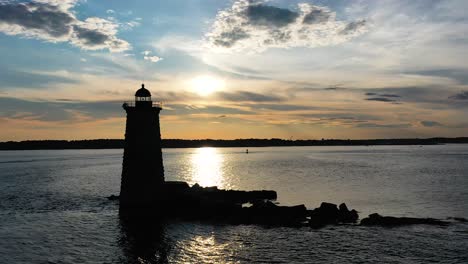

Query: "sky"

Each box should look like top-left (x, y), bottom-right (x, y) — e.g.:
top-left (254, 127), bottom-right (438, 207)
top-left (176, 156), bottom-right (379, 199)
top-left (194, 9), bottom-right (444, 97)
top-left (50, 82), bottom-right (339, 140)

top-left (0, 0), bottom-right (467, 140)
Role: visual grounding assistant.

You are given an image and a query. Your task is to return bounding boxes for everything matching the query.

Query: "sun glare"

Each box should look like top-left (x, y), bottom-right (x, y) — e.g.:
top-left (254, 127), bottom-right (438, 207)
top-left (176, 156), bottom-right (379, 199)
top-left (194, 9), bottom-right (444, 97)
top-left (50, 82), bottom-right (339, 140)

top-left (191, 147), bottom-right (224, 188)
top-left (190, 75), bottom-right (225, 96)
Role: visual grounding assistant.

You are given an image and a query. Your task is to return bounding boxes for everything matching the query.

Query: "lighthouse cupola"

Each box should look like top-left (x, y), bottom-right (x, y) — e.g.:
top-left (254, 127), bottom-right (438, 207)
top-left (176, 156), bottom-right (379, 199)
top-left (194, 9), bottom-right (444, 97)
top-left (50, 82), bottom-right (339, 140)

top-left (135, 84), bottom-right (152, 107)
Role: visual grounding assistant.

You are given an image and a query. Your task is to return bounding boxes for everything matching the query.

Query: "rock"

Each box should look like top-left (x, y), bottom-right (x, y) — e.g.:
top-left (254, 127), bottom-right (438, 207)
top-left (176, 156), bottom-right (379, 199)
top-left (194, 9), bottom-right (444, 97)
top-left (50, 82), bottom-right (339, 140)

top-left (164, 181), bottom-right (190, 193)
top-left (348, 210), bottom-right (359, 222)
top-left (339, 203), bottom-right (349, 212)
top-left (309, 202), bottom-right (360, 228)
top-left (360, 213), bottom-right (448, 227)
top-left (108, 195), bottom-right (119, 201)
top-left (241, 200), bottom-right (308, 226)
top-left (319, 202), bottom-right (340, 219)
top-left (338, 203), bottom-right (359, 223)
top-left (188, 184), bottom-right (277, 204)
top-left (308, 213), bottom-right (327, 228)
top-left (308, 202), bottom-right (339, 228)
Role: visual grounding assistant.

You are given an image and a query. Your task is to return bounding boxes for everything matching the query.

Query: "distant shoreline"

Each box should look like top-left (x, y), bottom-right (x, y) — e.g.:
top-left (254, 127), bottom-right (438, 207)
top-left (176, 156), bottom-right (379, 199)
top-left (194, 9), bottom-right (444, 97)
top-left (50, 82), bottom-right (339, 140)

top-left (0, 138), bottom-right (467, 150)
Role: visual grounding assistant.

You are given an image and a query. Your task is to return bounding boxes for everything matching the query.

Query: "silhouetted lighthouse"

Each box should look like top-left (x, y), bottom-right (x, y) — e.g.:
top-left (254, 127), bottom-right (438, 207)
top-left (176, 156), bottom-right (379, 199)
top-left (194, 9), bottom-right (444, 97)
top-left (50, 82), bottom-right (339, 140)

top-left (120, 84), bottom-right (164, 208)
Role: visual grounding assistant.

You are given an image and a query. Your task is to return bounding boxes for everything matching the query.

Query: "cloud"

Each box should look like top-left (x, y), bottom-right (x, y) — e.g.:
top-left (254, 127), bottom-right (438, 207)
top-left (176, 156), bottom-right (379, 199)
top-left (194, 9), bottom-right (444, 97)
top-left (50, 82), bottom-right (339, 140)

top-left (216, 91), bottom-right (284, 102)
top-left (449, 91), bottom-right (468, 100)
top-left (358, 86), bottom-right (468, 110)
top-left (356, 122), bottom-right (412, 128)
top-left (141, 50), bottom-right (163, 63)
top-left (420, 120), bottom-right (443, 127)
top-left (121, 20), bottom-right (140, 31)
top-left (144, 55), bottom-right (163, 63)
top-left (245, 3), bottom-right (299, 27)
top-left (303, 7), bottom-right (331, 24)
top-left (340, 20), bottom-right (367, 35)
top-left (405, 69), bottom-right (468, 85)
top-left (379, 94), bottom-right (400, 98)
top-left (164, 104), bottom-right (252, 116)
top-left (364, 92), bottom-right (401, 103)
top-left (365, 97), bottom-right (396, 102)
top-left (0, 67), bottom-right (79, 88)
top-left (365, 92), bottom-right (400, 97)
top-left (247, 103), bottom-right (315, 111)
top-left (0, 97), bottom-right (122, 122)
top-left (0, 0), bottom-right (130, 52)
top-left (206, 0), bottom-right (368, 52)
top-left (73, 25), bottom-right (109, 46)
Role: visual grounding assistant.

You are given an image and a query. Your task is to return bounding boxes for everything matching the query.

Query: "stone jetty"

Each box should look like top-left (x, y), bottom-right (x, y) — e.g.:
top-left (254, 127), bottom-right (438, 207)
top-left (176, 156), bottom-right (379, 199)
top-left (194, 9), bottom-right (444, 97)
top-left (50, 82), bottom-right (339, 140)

top-left (112, 181), bottom-right (449, 228)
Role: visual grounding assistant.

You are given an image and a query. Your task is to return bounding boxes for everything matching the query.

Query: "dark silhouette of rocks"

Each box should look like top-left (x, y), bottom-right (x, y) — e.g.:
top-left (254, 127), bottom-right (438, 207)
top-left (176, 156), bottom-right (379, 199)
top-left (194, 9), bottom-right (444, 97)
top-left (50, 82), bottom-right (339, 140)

top-left (113, 188), bottom-right (453, 229)
top-left (115, 182), bottom-right (357, 228)
top-left (339, 203), bottom-right (359, 223)
top-left (308, 202), bottom-right (359, 228)
top-left (238, 201), bottom-right (307, 226)
top-left (360, 213), bottom-right (448, 227)
top-left (120, 181), bottom-right (300, 226)
top-left (108, 194), bottom-right (119, 201)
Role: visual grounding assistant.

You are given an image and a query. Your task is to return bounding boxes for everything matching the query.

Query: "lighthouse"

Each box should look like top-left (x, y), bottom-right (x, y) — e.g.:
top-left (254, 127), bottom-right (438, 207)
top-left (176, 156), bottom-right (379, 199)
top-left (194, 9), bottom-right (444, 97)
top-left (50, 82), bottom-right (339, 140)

top-left (120, 84), bottom-right (164, 208)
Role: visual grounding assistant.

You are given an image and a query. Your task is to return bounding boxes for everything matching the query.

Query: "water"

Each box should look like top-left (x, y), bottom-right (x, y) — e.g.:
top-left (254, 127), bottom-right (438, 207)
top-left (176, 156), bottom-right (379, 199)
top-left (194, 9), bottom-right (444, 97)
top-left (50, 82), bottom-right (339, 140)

top-left (0, 145), bottom-right (467, 263)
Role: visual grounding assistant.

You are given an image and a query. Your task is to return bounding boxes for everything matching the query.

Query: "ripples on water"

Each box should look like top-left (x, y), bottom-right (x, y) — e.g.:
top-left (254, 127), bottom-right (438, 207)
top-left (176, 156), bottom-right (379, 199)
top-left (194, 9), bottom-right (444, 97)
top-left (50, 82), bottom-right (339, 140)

top-left (0, 145), bottom-right (467, 263)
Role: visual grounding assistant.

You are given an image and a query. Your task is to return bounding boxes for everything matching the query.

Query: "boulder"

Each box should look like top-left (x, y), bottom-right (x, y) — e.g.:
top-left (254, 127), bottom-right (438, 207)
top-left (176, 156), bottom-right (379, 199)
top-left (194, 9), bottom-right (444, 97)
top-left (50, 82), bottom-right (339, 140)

top-left (318, 202), bottom-right (340, 220)
top-left (309, 202), bottom-right (360, 228)
top-left (108, 195), bottom-right (120, 201)
top-left (308, 202), bottom-right (339, 228)
top-left (338, 203), bottom-right (359, 223)
top-left (360, 213), bottom-right (448, 227)
top-left (339, 203), bottom-right (349, 212)
top-left (189, 184), bottom-right (277, 204)
top-left (243, 201), bottom-right (308, 226)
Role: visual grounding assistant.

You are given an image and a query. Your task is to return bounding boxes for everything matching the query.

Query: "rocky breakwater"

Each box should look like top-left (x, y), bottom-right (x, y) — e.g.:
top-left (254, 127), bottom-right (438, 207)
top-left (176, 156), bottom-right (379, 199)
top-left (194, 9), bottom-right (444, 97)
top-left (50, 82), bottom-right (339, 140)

top-left (114, 181), bottom-right (451, 228)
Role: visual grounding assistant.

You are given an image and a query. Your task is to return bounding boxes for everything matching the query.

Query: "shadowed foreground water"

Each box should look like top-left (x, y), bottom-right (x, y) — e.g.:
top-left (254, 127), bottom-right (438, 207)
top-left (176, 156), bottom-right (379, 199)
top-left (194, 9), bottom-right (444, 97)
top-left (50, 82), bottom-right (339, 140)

top-left (0, 145), bottom-right (467, 263)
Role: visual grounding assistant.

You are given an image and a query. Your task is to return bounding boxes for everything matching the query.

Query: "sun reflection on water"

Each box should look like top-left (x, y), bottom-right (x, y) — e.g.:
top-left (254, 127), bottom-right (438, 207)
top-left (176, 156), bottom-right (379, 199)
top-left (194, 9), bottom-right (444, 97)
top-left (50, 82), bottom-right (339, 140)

top-left (191, 147), bottom-right (224, 188)
top-left (171, 232), bottom-right (244, 263)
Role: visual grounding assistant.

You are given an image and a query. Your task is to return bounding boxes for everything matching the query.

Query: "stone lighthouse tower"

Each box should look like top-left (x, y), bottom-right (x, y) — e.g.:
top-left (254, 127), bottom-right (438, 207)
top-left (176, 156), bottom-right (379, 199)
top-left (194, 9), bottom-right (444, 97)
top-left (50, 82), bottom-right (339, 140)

top-left (120, 84), bottom-right (164, 208)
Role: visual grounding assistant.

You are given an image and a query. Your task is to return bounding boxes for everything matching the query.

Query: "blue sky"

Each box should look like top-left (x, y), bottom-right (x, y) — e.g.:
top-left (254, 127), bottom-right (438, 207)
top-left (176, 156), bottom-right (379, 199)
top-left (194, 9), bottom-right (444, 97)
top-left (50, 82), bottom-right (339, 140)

top-left (0, 0), bottom-right (467, 140)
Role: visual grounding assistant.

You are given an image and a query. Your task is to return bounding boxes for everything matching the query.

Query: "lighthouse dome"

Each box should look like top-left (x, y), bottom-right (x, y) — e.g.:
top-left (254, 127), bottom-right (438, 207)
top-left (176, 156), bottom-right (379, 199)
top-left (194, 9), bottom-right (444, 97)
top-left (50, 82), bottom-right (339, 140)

top-left (135, 84), bottom-right (151, 97)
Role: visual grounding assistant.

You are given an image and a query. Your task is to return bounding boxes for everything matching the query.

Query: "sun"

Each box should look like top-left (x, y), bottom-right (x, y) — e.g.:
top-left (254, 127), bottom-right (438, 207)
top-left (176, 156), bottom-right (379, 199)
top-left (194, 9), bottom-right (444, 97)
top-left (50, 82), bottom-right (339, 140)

top-left (190, 75), bottom-right (225, 96)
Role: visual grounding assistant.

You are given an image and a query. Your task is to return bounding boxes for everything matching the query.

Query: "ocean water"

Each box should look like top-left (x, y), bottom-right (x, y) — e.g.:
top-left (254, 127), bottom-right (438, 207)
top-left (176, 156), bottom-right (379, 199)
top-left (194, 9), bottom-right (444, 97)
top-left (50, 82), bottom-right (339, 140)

top-left (0, 145), bottom-right (467, 263)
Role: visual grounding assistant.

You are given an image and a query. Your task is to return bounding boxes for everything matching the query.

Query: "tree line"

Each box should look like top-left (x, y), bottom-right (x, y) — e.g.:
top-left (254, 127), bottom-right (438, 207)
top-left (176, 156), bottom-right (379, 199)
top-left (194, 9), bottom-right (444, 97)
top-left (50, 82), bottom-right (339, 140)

top-left (1, 137), bottom-right (467, 150)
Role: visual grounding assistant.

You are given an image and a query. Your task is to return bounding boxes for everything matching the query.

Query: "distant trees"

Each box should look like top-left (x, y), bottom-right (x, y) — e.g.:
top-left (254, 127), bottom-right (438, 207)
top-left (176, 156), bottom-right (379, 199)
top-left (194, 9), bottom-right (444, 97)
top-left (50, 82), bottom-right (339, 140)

top-left (0, 137), bottom-right (467, 150)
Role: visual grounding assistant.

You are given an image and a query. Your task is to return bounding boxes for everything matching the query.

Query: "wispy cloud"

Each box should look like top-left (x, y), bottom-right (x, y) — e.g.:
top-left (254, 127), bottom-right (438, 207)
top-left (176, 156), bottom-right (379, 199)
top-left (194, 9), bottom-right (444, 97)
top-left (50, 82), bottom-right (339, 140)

top-left (216, 91), bottom-right (284, 102)
top-left (0, 67), bottom-right (79, 89)
top-left (141, 50), bottom-right (163, 63)
top-left (420, 120), bottom-right (443, 127)
top-left (365, 97), bottom-right (397, 103)
top-left (449, 91), bottom-right (468, 101)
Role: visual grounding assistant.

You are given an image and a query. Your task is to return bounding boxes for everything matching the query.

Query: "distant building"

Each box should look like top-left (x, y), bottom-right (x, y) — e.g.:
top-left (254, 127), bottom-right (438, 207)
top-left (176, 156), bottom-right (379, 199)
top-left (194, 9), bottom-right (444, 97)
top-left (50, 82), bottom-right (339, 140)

top-left (120, 84), bottom-right (164, 208)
